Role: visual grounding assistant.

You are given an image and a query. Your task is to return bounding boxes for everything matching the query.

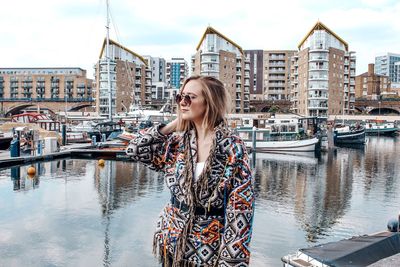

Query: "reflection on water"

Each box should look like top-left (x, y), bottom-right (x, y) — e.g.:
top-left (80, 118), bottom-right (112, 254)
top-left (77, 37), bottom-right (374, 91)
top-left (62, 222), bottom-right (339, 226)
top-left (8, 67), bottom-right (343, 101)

top-left (250, 136), bottom-right (400, 266)
top-left (0, 136), bottom-right (399, 266)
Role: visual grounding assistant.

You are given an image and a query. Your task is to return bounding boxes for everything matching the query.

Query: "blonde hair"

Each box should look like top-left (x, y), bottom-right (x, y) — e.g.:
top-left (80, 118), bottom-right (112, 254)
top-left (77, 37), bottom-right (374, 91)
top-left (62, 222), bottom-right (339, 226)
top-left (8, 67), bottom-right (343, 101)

top-left (176, 75), bottom-right (230, 132)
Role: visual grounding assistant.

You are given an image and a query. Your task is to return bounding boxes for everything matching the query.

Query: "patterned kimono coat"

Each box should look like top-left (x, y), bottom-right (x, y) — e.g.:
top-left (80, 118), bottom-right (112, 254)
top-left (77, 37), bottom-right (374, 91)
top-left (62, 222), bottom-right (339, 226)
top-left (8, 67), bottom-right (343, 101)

top-left (126, 123), bottom-right (255, 266)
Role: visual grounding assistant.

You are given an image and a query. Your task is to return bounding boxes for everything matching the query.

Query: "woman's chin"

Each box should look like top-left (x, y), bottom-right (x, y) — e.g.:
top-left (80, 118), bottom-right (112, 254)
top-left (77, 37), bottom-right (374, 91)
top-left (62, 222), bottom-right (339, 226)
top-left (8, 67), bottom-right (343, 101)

top-left (181, 114), bottom-right (191, 120)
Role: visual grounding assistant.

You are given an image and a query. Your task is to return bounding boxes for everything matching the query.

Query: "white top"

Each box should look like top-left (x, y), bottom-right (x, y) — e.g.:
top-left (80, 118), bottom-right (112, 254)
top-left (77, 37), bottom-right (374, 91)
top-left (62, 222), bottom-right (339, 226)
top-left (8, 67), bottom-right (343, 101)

top-left (194, 162), bottom-right (206, 181)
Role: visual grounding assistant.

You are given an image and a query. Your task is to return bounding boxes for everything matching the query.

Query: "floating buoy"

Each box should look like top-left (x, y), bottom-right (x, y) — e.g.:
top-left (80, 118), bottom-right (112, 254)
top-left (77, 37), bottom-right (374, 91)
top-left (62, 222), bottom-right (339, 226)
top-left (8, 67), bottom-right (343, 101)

top-left (27, 166), bottom-right (36, 176)
top-left (98, 159), bottom-right (105, 166)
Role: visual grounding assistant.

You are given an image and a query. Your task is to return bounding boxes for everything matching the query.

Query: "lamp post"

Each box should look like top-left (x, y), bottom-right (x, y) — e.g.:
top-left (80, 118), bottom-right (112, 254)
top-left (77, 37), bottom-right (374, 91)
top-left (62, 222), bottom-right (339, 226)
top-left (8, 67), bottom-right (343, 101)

top-left (378, 101), bottom-right (381, 117)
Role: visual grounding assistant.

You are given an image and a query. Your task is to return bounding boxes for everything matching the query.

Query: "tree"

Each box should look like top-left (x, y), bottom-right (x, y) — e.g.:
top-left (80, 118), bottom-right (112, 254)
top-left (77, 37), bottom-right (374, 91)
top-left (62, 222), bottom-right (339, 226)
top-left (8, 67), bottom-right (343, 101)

top-left (268, 105), bottom-right (280, 114)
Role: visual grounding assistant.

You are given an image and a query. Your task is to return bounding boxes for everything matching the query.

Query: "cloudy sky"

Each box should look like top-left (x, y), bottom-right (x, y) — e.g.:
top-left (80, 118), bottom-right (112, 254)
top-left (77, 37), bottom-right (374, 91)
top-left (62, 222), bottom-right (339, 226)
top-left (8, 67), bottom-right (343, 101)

top-left (1, 0), bottom-right (399, 78)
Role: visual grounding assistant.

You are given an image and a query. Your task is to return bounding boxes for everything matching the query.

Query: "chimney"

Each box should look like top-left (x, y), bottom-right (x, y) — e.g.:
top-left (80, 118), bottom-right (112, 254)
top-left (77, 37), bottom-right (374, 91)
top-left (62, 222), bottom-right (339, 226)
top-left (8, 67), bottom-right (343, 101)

top-left (368, 63), bottom-right (374, 75)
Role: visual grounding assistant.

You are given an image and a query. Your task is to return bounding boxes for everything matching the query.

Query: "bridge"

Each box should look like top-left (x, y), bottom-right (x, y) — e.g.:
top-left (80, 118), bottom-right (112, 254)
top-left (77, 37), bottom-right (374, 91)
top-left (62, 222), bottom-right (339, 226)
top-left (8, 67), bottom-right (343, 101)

top-left (250, 99), bottom-right (400, 115)
top-left (250, 100), bottom-right (292, 113)
top-left (0, 98), bottom-right (95, 117)
top-left (354, 99), bottom-right (400, 115)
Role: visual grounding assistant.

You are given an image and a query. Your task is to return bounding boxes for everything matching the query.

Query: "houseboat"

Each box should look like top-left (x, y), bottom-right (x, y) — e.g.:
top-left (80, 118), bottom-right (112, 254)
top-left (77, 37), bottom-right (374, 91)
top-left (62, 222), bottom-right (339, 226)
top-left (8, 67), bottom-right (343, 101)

top-left (236, 118), bottom-right (320, 153)
top-left (364, 120), bottom-right (398, 135)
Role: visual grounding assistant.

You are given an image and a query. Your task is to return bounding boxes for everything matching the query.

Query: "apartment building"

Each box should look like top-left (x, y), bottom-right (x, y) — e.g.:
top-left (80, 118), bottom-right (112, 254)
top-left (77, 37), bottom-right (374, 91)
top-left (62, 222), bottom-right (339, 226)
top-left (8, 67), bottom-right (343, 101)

top-left (144, 56), bottom-right (166, 83)
top-left (290, 22), bottom-right (356, 117)
top-left (355, 64), bottom-right (391, 99)
top-left (392, 61), bottom-right (400, 90)
top-left (191, 27), bottom-right (250, 113)
top-left (375, 53), bottom-right (400, 83)
top-left (0, 67), bottom-right (93, 110)
top-left (264, 50), bottom-right (296, 100)
top-left (166, 58), bottom-right (189, 90)
top-left (244, 50), bottom-right (263, 100)
top-left (95, 39), bottom-right (151, 116)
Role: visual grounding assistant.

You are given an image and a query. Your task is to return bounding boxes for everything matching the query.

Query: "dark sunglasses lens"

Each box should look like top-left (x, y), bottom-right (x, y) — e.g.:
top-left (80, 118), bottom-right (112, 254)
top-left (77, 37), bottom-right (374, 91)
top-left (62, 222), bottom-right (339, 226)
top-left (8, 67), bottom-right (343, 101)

top-left (176, 94), bottom-right (191, 105)
top-left (175, 94), bottom-right (181, 103)
top-left (184, 95), bottom-right (191, 105)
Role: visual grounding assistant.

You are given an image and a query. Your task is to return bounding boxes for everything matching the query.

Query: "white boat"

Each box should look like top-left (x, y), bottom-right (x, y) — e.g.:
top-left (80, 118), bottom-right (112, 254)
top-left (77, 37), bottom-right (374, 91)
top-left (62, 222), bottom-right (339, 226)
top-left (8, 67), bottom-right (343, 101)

top-left (66, 132), bottom-right (91, 143)
top-left (236, 118), bottom-right (320, 153)
top-left (114, 103), bottom-right (173, 125)
top-left (68, 121), bottom-right (97, 133)
top-left (244, 135), bottom-right (319, 152)
top-left (117, 125), bottom-right (137, 142)
top-left (282, 230), bottom-right (400, 267)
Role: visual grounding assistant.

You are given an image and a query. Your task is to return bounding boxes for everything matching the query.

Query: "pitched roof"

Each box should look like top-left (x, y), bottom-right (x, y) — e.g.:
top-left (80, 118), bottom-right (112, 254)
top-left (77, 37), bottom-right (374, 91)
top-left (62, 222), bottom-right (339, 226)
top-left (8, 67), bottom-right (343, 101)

top-left (195, 26), bottom-right (244, 55)
top-left (99, 38), bottom-right (147, 66)
top-left (298, 21), bottom-right (349, 51)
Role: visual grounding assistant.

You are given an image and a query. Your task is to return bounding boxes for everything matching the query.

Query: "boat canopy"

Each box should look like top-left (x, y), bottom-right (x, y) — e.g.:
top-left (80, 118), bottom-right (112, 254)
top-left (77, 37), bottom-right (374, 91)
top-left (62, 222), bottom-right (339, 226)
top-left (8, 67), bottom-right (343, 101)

top-left (299, 231), bottom-right (400, 266)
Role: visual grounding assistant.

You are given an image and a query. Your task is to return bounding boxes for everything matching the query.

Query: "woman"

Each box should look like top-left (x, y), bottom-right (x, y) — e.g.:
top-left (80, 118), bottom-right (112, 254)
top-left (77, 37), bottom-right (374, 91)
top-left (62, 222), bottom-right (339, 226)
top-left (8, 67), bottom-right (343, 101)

top-left (126, 75), bottom-right (255, 266)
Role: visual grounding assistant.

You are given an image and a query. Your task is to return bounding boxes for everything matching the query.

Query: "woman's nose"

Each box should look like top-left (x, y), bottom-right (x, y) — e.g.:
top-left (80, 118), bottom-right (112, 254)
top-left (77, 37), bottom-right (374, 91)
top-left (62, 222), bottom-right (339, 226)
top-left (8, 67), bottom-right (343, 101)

top-left (180, 99), bottom-right (188, 106)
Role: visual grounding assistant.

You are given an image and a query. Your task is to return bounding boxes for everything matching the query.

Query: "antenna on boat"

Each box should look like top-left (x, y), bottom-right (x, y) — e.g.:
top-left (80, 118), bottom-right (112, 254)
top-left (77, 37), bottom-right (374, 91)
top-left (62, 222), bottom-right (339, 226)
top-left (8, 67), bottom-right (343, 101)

top-left (106, 0), bottom-right (112, 121)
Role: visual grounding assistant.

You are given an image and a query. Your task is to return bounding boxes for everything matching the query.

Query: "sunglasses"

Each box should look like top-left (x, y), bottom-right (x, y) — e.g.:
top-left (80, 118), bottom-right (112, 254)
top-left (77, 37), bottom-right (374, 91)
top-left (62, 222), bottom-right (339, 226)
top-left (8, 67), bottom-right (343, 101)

top-left (175, 94), bottom-right (192, 106)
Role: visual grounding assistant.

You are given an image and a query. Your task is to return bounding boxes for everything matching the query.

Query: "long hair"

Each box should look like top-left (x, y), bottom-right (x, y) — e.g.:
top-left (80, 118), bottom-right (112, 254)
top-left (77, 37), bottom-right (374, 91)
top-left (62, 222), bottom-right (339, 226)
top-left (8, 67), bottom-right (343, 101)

top-left (176, 75), bottom-right (230, 132)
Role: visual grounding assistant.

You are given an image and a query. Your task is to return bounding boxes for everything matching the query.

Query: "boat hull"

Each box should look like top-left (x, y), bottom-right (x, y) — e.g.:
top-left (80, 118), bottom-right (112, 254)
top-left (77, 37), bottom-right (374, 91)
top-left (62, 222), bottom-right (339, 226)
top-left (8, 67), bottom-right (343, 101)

top-left (0, 137), bottom-right (13, 150)
top-left (245, 137), bottom-right (319, 152)
top-left (365, 128), bottom-right (398, 135)
top-left (334, 128), bottom-right (365, 145)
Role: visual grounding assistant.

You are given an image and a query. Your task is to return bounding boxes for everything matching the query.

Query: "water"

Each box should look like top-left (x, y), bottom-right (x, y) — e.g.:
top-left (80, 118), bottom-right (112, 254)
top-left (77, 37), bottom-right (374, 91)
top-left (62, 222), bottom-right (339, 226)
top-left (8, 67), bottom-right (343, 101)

top-left (0, 136), bottom-right (399, 266)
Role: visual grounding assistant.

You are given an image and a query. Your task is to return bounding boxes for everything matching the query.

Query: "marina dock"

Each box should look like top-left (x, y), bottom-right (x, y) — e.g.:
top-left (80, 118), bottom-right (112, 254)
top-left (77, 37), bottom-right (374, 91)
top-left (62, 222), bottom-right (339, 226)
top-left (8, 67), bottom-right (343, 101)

top-left (0, 141), bottom-right (128, 169)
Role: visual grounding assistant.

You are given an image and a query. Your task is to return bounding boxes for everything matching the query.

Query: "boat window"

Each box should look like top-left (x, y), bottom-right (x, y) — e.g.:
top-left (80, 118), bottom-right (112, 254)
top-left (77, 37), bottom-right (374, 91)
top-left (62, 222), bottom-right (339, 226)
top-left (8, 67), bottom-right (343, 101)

top-left (239, 132), bottom-right (249, 140)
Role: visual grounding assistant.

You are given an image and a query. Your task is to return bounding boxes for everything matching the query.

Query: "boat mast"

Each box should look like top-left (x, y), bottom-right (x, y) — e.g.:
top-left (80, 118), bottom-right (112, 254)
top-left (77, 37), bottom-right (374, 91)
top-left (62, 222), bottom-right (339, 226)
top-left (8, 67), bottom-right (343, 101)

top-left (106, 0), bottom-right (112, 121)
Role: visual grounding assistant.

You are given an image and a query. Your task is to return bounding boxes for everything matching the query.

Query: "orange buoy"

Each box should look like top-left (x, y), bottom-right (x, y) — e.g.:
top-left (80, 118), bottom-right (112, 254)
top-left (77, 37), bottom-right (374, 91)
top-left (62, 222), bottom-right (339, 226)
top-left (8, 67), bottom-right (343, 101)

top-left (98, 159), bottom-right (105, 166)
top-left (27, 166), bottom-right (36, 176)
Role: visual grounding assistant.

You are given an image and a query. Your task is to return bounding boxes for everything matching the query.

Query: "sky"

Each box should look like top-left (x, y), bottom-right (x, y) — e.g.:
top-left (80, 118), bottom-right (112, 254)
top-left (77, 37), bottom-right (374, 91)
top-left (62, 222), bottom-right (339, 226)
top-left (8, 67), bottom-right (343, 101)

top-left (1, 0), bottom-right (399, 79)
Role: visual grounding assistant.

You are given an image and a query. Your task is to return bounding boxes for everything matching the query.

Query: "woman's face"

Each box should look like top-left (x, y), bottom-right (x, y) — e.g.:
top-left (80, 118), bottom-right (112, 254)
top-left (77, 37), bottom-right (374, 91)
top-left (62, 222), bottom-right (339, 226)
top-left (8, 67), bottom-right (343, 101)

top-left (179, 80), bottom-right (207, 123)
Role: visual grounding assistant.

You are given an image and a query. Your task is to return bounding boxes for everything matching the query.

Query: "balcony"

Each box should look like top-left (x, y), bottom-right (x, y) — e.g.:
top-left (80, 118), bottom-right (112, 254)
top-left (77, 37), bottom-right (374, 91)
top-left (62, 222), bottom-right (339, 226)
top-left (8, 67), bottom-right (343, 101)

top-left (308, 105), bottom-right (328, 110)
top-left (308, 56), bottom-right (328, 62)
top-left (309, 66), bottom-right (329, 71)
top-left (269, 62), bottom-right (286, 67)
top-left (308, 85), bottom-right (328, 90)
top-left (309, 75), bottom-right (328, 81)
top-left (309, 48), bottom-right (329, 53)
top-left (308, 95), bottom-right (328, 100)
top-left (201, 48), bottom-right (219, 55)
top-left (269, 68), bottom-right (285, 73)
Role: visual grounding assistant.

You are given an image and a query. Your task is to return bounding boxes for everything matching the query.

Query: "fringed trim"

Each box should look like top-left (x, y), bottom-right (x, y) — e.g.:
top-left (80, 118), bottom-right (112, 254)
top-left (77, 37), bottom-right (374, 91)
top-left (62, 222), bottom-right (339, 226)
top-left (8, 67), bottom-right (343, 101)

top-left (169, 123), bottom-right (230, 266)
top-left (172, 131), bottom-right (195, 266)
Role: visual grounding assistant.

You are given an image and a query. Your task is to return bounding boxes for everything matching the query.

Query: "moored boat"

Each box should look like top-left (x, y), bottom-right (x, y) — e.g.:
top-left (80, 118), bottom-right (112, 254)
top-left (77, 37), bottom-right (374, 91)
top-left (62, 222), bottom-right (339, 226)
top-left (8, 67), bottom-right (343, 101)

top-left (0, 132), bottom-right (13, 150)
top-left (236, 118), bottom-right (320, 153)
top-left (117, 125), bottom-right (137, 142)
top-left (365, 120), bottom-right (398, 135)
top-left (282, 219), bottom-right (400, 267)
top-left (333, 124), bottom-right (365, 146)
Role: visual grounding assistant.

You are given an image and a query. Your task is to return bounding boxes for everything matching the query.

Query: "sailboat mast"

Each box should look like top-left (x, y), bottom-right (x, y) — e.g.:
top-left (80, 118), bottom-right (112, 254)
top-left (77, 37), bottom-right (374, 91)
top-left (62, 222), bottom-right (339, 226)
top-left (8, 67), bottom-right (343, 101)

top-left (106, 0), bottom-right (112, 121)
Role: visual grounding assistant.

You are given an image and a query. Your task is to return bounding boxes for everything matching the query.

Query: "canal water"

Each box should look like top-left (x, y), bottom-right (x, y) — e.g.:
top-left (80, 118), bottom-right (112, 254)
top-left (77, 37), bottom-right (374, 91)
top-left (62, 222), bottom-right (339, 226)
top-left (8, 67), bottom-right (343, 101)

top-left (0, 136), bottom-right (399, 266)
